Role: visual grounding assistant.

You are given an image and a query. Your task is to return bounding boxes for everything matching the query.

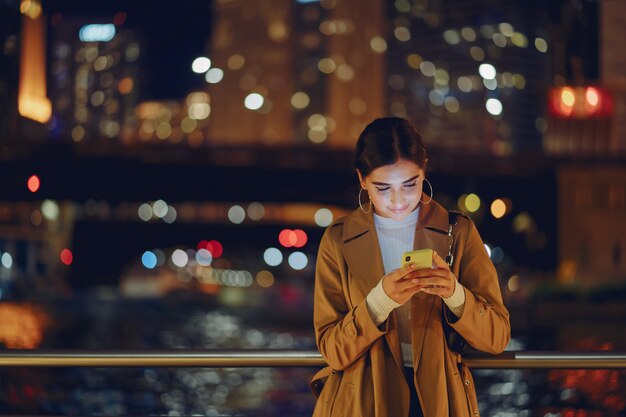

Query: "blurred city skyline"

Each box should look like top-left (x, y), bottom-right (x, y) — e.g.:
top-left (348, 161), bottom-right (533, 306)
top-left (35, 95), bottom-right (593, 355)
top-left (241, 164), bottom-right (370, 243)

top-left (0, 0), bottom-right (623, 290)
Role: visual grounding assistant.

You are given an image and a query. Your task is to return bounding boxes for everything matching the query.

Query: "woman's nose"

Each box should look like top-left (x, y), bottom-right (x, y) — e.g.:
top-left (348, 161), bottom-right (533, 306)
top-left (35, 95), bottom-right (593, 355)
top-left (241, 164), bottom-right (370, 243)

top-left (390, 189), bottom-right (405, 206)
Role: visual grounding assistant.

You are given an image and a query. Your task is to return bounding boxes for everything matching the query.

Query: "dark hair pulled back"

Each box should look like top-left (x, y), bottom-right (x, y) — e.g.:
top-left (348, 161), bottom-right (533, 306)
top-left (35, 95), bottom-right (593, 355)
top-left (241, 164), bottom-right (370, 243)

top-left (354, 117), bottom-right (427, 178)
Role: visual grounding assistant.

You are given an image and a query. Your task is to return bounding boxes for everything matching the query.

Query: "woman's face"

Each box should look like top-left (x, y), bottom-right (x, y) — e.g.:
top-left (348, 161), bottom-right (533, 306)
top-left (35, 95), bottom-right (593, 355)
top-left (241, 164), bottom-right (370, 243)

top-left (358, 159), bottom-right (425, 221)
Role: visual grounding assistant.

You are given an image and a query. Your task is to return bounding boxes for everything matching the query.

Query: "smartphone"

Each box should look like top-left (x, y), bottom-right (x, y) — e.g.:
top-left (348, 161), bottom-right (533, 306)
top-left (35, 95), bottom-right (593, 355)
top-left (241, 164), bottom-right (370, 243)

top-left (401, 248), bottom-right (434, 270)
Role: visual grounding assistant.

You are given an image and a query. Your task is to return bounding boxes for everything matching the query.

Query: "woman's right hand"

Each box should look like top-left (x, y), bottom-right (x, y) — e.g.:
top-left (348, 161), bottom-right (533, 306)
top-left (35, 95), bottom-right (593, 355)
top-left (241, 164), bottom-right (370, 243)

top-left (381, 264), bottom-right (424, 305)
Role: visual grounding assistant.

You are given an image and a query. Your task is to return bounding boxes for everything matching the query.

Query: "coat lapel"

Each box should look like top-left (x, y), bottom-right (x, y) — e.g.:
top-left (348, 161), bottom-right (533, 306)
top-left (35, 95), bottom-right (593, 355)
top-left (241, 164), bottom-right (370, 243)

top-left (340, 208), bottom-right (405, 372)
top-left (340, 208), bottom-right (384, 300)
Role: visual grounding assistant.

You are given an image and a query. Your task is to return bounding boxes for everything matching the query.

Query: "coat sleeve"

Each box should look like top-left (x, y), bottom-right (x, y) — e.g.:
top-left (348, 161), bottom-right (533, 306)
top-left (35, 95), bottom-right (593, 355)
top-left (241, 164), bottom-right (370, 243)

top-left (313, 224), bottom-right (388, 371)
top-left (445, 218), bottom-right (511, 354)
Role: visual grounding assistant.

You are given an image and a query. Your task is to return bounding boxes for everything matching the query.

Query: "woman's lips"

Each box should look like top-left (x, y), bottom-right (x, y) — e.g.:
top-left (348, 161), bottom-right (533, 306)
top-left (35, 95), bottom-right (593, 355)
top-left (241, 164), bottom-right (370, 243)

top-left (390, 206), bottom-right (409, 214)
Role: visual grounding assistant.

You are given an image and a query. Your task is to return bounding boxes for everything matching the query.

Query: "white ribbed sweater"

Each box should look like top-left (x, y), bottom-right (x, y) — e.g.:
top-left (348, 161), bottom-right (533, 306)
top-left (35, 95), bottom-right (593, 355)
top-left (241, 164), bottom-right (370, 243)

top-left (365, 207), bottom-right (466, 366)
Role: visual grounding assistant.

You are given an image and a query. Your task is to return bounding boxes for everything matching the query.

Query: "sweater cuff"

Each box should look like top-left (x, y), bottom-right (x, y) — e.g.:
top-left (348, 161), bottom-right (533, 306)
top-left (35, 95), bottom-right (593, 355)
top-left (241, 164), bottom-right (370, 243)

top-left (366, 279), bottom-right (401, 326)
top-left (443, 280), bottom-right (466, 318)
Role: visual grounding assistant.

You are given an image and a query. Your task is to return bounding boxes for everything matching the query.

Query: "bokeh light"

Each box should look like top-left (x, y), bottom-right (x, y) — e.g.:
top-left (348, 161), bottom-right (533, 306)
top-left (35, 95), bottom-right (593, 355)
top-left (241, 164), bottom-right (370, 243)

top-left (513, 212), bottom-right (535, 233)
top-left (228, 205), bottom-right (245, 224)
top-left (420, 61), bottom-right (435, 77)
top-left (205, 68), bottom-right (224, 84)
top-left (227, 54), bottom-right (245, 70)
top-left (207, 240), bottom-right (223, 258)
top-left (279, 229), bottom-right (307, 248)
top-left (279, 229), bottom-right (295, 247)
top-left (443, 29), bottom-right (460, 45)
top-left (288, 252), bottom-right (308, 270)
top-left (508, 275), bottom-right (520, 292)
top-left (41, 200), bottom-right (59, 221)
top-left (188, 103), bottom-right (211, 120)
top-left (291, 92), bottom-right (310, 109)
top-left (171, 249), bottom-right (189, 268)
top-left (191, 57), bottom-right (211, 73)
top-left (152, 200), bottom-right (168, 218)
top-left (263, 247), bottom-right (283, 267)
top-left (244, 93), bottom-right (264, 110)
top-left (491, 199), bottom-right (507, 218)
top-left (142, 251), bottom-right (158, 269)
top-left (27, 175), bottom-right (40, 193)
top-left (369, 36), bottom-right (387, 53)
top-left (138, 203), bottom-right (152, 221)
top-left (486, 98), bottom-right (503, 116)
top-left (60, 249), bottom-right (73, 266)
top-left (163, 206), bottom-right (177, 224)
top-left (535, 37), bottom-right (548, 53)
top-left (491, 247), bottom-right (504, 264)
top-left (247, 202), bottom-right (265, 221)
top-left (196, 249), bottom-right (213, 266)
top-left (465, 193), bottom-right (481, 212)
top-left (256, 270), bottom-right (275, 288)
top-left (314, 208), bottom-right (333, 227)
top-left (479, 63), bottom-right (496, 79)
top-left (1, 252), bottom-right (13, 269)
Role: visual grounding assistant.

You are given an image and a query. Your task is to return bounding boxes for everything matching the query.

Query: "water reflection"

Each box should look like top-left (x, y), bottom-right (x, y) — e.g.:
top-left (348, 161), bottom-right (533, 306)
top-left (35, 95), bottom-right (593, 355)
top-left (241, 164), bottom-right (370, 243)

top-left (0, 294), bottom-right (316, 416)
top-left (1, 294), bottom-right (625, 416)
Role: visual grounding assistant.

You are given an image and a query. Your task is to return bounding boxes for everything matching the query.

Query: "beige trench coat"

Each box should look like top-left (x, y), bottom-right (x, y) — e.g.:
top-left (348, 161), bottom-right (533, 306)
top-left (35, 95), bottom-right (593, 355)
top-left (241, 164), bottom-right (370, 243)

top-left (312, 200), bottom-right (510, 417)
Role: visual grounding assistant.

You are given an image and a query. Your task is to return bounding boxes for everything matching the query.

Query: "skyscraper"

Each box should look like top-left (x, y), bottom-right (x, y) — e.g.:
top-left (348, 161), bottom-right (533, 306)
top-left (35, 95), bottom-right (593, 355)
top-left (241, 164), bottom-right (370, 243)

top-left (203, 0), bottom-right (551, 153)
top-left (385, 0), bottom-right (552, 155)
top-left (49, 15), bottom-right (140, 143)
top-left (205, 0), bottom-right (296, 145)
top-left (205, 0), bottom-right (385, 148)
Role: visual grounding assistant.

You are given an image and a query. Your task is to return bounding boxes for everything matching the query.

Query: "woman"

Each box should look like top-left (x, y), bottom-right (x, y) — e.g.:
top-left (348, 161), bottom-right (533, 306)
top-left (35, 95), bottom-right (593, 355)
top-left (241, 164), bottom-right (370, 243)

top-left (311, 117), bottom-right (510, 417)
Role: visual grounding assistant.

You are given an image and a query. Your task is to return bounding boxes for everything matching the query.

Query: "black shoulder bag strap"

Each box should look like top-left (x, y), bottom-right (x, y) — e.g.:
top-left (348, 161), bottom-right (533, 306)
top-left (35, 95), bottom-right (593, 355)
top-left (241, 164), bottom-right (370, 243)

top-left (444, 210), bottom-right (468, 353)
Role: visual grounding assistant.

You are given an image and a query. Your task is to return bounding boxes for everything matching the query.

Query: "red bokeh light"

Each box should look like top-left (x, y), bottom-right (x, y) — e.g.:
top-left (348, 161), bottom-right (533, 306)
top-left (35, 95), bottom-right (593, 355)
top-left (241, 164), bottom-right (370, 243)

top-left (293, 229), bottom-right (307, 248)
top-left (27, 175), bottom-right (40, 193)
top-left (548, 86), bottom-right (614, 119)
top-left (207, 240), bottom-right (223, 258)
top-left (60, 249), bottom-right (73, 266)
top-left (279, 229), bottom-right (308, 248)
top-left (279, 229), bottom-right (294, 247)
top-left (197, 240), bottom-right (210, 250)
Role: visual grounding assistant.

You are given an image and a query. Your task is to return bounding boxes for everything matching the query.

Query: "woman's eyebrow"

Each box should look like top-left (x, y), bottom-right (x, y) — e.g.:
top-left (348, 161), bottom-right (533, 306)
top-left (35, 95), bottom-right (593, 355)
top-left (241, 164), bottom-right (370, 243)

top-left (371, 174), bottom-right (420, 186)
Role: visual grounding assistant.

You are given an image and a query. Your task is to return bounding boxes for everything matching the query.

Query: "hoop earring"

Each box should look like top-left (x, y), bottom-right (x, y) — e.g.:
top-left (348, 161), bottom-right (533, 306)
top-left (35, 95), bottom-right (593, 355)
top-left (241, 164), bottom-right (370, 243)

top-left (358, 188), bottom-right (371, 213)
top-left (421, 178), bottom-right (433, 204)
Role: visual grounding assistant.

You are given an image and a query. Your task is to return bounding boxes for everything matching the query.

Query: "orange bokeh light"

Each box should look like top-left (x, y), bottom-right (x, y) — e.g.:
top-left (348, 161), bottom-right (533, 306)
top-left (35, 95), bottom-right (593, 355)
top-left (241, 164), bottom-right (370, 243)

top-left (27, 174), bottom-right (40, 192)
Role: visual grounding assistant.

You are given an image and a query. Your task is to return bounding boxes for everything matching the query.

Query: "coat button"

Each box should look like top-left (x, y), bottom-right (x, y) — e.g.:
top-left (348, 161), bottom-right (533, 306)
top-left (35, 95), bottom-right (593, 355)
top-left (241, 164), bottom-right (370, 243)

top-left (474, 412), bottom-right (478, 416)
top-left (479, 308), bottom-right (484, 316)
top-left (465, 379), bottom-right (470, 385)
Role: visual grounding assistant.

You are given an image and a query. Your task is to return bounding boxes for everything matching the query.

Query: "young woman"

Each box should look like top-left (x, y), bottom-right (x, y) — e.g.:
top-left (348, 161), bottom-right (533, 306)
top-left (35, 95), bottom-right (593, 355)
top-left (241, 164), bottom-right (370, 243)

top-left (312, 117), bottom-right (510, 417)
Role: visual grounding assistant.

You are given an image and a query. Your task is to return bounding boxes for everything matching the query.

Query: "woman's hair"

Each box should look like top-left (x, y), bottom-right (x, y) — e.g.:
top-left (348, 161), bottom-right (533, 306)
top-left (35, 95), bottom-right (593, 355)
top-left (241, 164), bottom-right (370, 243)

top-left (354, 117), bottom-right (427, 178)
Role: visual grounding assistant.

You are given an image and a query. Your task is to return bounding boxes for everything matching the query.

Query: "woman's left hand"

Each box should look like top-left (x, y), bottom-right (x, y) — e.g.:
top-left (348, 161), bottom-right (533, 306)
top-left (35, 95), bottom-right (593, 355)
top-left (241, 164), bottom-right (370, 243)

top-left (409, 251), bottom-right (456, 299)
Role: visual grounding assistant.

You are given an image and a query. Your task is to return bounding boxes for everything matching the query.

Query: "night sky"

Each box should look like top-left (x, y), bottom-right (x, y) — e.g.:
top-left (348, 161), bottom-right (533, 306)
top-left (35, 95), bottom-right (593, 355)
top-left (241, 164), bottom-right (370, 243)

top-left (43, 0), bottom-right (214, 100)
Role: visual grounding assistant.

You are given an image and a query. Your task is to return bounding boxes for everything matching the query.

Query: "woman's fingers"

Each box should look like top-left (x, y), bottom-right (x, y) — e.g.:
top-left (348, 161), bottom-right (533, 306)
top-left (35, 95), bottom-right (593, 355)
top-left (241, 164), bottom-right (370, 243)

top-left (432, 250), bottom-right (449, 269)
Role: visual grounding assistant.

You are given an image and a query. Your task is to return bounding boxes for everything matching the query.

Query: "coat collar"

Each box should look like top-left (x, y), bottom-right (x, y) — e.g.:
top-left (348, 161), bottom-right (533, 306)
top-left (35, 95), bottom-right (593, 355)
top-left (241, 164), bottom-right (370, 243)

top-left (341, 198), bottom-right (450, 243)
top-left (339, 201), bottom-right (453, 373)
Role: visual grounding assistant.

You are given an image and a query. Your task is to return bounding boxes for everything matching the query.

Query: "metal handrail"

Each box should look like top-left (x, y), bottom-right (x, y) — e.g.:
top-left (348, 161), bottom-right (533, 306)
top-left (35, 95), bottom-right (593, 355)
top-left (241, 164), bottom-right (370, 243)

top-left (0, 350), bottom-right (625, 369)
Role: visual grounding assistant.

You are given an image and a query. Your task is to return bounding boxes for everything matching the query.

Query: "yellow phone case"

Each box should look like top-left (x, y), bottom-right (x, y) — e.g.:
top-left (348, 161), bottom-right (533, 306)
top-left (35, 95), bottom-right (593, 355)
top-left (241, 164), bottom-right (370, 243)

top-left (401, 248), bottom-right (433, 269)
